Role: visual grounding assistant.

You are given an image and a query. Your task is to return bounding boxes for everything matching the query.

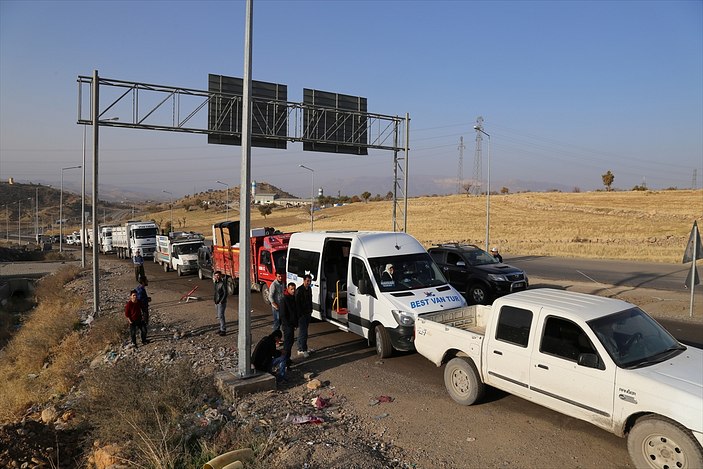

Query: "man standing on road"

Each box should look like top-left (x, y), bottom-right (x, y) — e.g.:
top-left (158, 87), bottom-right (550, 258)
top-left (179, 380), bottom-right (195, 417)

top-left (280, 282), bottom-right (298, 364)
top-left (135, 276), bottom-right (151, 328)
top-left (125, 290), bottom-right (148, 347)
top-left (133, 248), bottom-right (145, 282)
top-left (295, 274), bottom-right (313, 357)
top-left (213, 271), bottom-right (227, 336)
top-left (269, 272), bottom-right (284, 332)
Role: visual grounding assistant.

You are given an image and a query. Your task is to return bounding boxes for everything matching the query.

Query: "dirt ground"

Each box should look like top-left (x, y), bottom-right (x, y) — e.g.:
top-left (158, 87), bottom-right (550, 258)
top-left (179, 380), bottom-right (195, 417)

top-left (1, 254), bottom-right (701, 468)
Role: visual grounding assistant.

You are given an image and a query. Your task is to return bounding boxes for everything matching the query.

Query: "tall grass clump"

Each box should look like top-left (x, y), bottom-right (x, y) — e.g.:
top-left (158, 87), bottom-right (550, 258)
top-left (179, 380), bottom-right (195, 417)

top-left (79, 361), bottom-right (210, 468)
top-left (0, 267), bottom-right (123, 423)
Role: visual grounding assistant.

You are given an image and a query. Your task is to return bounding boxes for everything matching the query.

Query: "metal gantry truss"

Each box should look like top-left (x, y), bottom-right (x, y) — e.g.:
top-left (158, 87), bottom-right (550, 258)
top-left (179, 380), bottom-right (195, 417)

top-left (77, 75), bottom-right (406, 152)
top-left (77, 75), bottom-right (409, 231)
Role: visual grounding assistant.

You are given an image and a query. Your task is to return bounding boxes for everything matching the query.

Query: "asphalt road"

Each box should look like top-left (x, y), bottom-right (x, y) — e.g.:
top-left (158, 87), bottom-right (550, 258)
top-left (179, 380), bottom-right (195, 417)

top-left (507, 255), bottom-right (696, 291)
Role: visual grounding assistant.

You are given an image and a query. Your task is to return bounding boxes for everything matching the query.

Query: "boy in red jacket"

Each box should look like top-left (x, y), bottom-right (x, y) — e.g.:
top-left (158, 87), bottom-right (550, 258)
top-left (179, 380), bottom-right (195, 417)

top-left (125, 290), bottom-right (148, 347)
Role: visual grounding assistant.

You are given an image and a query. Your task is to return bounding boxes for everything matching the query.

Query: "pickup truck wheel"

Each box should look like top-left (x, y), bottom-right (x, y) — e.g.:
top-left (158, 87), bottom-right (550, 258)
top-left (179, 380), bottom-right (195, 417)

top-left (163, 262), bottom-right (169, 272)
top-left (198, 268), bottom-right (204, 280)
top-left (444, 357), bottom-right (485, 406)
top-left (262, 284), bottom-right (271, 305)
top-left (374, 325), bottom-right (393, 358)
top-left (177, 265), bottom-right (183, 277)
top-left (627, 415), bottom-right (703, 469)
top-left (467, 284), bottom-right (489, 305)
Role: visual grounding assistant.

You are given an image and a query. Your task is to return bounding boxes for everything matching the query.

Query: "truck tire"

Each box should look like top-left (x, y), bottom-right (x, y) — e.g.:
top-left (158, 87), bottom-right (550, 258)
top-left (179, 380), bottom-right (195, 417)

top-left (627, 415), bottom-right (703, 469)
top-left (374, 325), bottom-right (393, 358)
top-left (444, 357), bottom-right (485, 406)
top-left (467, 284), bottom-right (489, 305)
top-left (163, 262), bottom-right (169, 272)
top-left (262, 283), bottom-right (270, 305)
top-left (198, 268), bottom-right (204, 280)
top-left (177, 265), bottom-right (183, 277)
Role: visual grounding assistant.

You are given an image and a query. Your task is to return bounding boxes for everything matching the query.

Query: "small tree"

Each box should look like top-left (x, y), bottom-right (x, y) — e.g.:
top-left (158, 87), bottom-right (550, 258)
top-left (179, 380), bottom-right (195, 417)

top-left (259, 204), bottom-right (273, 219)
top-left (385, 191), bottom-right (393, 201)
top-left (602, 170), bottom-right (615, 191)
top-left (361, 191), bottom-right (371, 203)
top-left (463, 183), bottom-right (473, 197)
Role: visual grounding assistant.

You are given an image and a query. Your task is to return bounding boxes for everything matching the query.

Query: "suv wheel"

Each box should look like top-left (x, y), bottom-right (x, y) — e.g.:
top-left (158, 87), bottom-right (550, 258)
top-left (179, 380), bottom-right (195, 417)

top-left (468, 284), bottom-right (489, 305)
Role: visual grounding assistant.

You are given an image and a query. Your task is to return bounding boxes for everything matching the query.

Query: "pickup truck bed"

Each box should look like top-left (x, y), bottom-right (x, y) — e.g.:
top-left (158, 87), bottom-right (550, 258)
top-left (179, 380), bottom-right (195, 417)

top-left (420, 305), bottom-right (491, 335)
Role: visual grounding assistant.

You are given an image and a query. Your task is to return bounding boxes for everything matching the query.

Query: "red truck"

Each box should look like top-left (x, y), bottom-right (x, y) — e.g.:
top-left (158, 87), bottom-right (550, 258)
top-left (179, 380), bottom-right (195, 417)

top-left (211, 222), bottom-right (291, 303)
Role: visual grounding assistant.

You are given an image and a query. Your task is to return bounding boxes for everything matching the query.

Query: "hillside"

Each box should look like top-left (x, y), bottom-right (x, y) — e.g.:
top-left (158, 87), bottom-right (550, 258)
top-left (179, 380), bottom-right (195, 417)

top-left (142, 189), bottom-right (702, 263)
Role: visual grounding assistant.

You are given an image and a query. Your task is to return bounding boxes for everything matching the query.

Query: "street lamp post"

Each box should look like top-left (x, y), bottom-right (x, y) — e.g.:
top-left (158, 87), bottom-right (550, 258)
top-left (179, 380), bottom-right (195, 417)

top-left (163, 190), bottom-right (173, 233)
top-left (82, 118), bottom-right (118, 267)
top-left (216, 180), bottom-right (230, 220)
top-left (299, 164), bottom-right (315, 231)
top-left (474, 125), bottom-right (491, 252)
top-left (35, 187), bottom-right (39, 244)
top-left (61, 165), bottom-right (82, 253)
top-left (17, 201), bottom-right (21, 245)
top-left (18, 198), bottom-right (30, 245)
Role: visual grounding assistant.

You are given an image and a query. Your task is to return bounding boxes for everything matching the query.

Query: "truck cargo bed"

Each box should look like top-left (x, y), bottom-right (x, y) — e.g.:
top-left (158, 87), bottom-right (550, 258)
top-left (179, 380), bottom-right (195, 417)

top-left (420, 305), bottom-right (490, 335)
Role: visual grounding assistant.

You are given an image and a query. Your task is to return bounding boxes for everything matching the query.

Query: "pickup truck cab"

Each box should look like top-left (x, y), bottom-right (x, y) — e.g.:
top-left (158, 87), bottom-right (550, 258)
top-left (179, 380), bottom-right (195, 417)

top-left (415, 288), bottom-right (703, 469)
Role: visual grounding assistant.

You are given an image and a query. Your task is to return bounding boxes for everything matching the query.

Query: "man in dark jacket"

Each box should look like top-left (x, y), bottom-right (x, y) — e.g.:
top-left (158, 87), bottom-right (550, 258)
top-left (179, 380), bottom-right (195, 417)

top-left (251, 330), bottom-right (287, 382)
top-left (135, 276), bottom-right (151, 327)
top-left (280, 282), bottom-right (298, 363)
top-left (213, 271), bottom-right (227, 336)
top-left (295, 274), bottom-right (313, 357)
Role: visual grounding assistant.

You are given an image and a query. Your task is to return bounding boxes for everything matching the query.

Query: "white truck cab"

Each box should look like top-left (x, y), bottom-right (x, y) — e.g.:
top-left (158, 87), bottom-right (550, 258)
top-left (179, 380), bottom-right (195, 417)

top-left (286, 231), bottom-right (466, 357)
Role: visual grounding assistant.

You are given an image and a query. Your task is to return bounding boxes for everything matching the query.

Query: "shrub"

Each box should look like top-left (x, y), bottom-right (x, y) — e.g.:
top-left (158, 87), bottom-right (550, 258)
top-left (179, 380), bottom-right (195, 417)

top-left (79, 361), bottom-right (210, 467)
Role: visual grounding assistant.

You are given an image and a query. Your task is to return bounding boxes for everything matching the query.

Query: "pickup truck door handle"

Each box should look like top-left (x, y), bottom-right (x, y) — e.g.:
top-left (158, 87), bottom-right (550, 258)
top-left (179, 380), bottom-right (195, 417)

top-left (493, 350), bottom-right (503, 356)
top-left (537, 364), bottom-right (549, 370)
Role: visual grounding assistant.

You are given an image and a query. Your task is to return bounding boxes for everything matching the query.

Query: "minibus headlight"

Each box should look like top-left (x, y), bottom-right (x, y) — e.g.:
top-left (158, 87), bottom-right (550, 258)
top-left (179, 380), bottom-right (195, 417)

top-left (392, 310), bottom-right (415, 327)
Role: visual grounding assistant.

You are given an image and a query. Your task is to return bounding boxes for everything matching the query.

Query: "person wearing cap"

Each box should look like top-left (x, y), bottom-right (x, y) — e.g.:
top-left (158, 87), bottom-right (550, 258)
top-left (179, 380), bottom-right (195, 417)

top-left (490, 247), bottom-right (503, 263)
top-left (132, 248), bottom-right (145, 282)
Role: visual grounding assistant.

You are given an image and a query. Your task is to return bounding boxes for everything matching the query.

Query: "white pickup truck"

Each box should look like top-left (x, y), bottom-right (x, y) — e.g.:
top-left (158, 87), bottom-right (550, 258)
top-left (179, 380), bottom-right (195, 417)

top-left (415, 288), bottom-right (703, 469)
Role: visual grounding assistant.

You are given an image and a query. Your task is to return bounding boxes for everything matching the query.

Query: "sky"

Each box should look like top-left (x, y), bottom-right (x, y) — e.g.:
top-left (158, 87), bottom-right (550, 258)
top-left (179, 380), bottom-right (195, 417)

top-left (1, 0), bottom-right (702, 201)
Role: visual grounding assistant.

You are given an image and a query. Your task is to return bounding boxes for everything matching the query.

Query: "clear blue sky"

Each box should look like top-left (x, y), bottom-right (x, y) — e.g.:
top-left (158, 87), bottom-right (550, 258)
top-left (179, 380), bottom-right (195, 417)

top-left (1, 0), bottom-right (701, 199)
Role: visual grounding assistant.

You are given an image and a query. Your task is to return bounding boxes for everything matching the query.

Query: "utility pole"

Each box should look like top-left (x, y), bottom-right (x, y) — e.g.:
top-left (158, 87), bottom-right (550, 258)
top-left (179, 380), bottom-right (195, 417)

top-left (472, 116), bottom-right (483, 196)
top-left (457, 136), bottom-right (465, 194)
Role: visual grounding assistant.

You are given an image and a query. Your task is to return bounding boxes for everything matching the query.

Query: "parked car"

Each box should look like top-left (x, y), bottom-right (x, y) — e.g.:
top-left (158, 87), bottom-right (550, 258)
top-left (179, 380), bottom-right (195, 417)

top-left (428, 243), bottom-right (527, 304)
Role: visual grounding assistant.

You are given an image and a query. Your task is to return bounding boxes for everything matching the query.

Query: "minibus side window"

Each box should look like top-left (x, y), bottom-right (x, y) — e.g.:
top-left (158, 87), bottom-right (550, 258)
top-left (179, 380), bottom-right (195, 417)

top-left (288, 248), bottom-right (320, 281)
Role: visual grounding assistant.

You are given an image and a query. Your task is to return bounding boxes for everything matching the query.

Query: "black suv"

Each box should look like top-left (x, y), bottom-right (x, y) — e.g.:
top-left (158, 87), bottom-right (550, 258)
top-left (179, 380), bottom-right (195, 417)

top-left (428, 244), bottom-right (528, 304)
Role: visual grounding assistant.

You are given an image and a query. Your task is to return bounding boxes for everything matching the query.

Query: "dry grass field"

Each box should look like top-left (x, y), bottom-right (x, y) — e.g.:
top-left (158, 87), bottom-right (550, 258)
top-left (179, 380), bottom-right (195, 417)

top-left (144, 189), bottom-right (702, 263)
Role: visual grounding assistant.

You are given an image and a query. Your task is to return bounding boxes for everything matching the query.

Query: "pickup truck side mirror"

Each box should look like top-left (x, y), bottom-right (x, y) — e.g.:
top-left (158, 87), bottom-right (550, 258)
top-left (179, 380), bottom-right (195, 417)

top-left (577, 353), bottom-right (603, 370)
top-left (456, 261), bottom-right (466, 267)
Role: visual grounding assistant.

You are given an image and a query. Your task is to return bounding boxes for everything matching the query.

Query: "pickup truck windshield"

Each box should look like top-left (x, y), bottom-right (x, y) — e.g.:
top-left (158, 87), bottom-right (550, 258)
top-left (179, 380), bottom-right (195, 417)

top-left (588, 307), bottom-right (682, 368)
top-left (370, 253), bottom-right (448, 292)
